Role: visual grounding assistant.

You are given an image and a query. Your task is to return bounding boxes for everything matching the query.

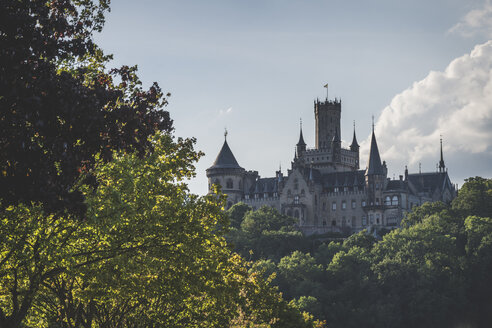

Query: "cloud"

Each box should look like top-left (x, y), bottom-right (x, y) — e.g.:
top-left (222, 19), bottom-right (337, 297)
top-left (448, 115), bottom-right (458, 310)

top-left (360, 41), bottom-right (492, 182)
top-left (449, 0), bottom-right (492, 38)
top-left (218, 107), bottom-right (233, 116)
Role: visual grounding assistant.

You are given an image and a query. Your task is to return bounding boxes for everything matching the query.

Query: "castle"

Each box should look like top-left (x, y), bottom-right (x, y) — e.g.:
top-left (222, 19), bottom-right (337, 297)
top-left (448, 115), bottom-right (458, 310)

top-left (206, 97), bottom-right (456, 234)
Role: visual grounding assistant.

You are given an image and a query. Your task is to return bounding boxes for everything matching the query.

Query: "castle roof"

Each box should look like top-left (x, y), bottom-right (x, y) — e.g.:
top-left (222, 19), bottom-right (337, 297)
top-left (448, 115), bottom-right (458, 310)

top-left (350, 127), bottom-right (359, 150)
top-left (320, 170), bottom-right (366, 189)
top-left (209, 139), bottom-right (242, 170)
top-left (365, 131), bottom-right (384, 175)
top-left (249, 177), bottom-right (278, 194)
top-left (297, 126), bottom-right (306, 146)
top-left (406, 172), bottom-right (452, 195)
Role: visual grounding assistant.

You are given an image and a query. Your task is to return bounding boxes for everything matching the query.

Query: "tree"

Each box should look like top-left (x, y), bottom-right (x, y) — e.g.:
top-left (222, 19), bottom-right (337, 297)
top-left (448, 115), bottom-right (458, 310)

top-left (452, 177), bottom-right (492, 219)
top-left (241, 206), bottom-right (295, 235)
top-left (226, 202), bottom-right (252, 229)
top-left (0, 0), bottom-right (172, 215)
top-left (0, 133), bottom-right (314, 327)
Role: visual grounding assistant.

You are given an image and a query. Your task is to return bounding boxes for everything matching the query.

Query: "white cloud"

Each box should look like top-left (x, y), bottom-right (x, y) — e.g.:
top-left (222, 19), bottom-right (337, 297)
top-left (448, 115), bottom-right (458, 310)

top-left (360, 41), bottom-right (492, 182)
top-left (449, 0), bottom-right (492, 38)
top-left (218, 107), bottom-right (233, 116)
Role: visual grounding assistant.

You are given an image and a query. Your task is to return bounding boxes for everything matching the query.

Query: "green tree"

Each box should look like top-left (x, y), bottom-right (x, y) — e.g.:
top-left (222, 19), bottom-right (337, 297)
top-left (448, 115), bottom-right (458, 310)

top-left (241, 206), bottom-right (295, 235)
top-left (226, 202), bottom-right (253, 229)
top-left (452, 177), bottom-right (492, 218)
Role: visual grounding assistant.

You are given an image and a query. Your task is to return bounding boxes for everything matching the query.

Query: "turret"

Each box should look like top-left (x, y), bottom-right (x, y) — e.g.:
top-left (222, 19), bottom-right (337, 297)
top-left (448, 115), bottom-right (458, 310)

top-left (206, 131), bottom-right (245, 208)
top-left (296, 119), bottom-right (307, 158)
top-left (365, 122), bottom-right (386, 218)
top-left (350, 121), bottom-right (360, 169)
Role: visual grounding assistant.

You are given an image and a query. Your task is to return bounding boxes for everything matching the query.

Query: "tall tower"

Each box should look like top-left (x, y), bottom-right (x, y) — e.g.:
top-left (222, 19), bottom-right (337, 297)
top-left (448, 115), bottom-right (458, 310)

top-left (365, 124), bottom-right (386, 225)
top-left (314, 98), bottom-right (341, 150)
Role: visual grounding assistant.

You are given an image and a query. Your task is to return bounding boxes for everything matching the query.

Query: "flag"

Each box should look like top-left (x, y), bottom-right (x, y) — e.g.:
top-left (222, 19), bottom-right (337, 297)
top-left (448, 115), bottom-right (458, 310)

top-left (323, 83), bottom-right (328, 88)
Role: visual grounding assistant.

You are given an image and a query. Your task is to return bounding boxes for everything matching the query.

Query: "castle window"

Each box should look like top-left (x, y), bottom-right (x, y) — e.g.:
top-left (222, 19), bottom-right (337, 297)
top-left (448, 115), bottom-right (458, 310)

top-left (344, 187), bottom-right (348, 192)
top-left (264, 192), bottom-right (268, 199)
top-left (369, 214), bottom-right (374, 224)
top-left (392, 196), bottom-right (399, 206)
top-left (245, 194), bottom-right (249, 200)
top-left (362, 216), bottom-right (367, 226)
top-left (332, 202), bottom-right (336, 211)
top-left (376, 214), bottom-right (380, 224)
top-left (351, 200), bottom-right (356, 209)
top-left (294, 195), bottom-right (300, 204)
top-left (376, 183), bottom-right (380, 190)
top-left (385, 196), bottom-right (391, 205)
top-left (226, 179), bottom-right (233, 189)
top-left (334, 187), bottom-right (339, 192)
top-left (342, 201), bottom-right (346, 210)
top-left (332, 220), bottom-right (336, 226)
top-left (376, 198), bottom-right (380, 205)
top-left (362, 200), bottom-right (366, 207)
top-left (274, 192), bottom-right (278, 197)
top-left (254, 193), bottom-right (258, 199)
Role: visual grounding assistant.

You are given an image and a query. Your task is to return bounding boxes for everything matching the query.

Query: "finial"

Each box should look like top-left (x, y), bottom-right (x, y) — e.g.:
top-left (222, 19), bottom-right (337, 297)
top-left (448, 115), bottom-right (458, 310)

top-left (224, 128), bottom-right (228, 140)
top-left (353, 120), bottom-right (355, 130)
top-left (300, 117), bottom-right (302, 130)
top-left (372, 115), bottom-right (375, 132)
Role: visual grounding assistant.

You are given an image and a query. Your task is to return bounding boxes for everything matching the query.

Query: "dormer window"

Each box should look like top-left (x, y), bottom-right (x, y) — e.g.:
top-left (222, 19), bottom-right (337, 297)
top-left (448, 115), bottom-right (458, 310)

top-left (294, 195), bottom-right (300, 204)
top-left (334, 187), bottom-right (339, 192)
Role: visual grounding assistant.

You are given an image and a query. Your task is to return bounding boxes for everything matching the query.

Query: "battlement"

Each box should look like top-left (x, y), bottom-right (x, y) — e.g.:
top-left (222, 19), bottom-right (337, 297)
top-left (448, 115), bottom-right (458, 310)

top-left (314, 98), bottom-right (341, 112)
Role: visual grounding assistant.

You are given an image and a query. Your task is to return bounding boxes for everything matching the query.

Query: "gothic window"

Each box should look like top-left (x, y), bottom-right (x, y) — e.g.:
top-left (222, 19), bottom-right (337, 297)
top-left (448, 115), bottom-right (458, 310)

top-left (294, 195), bottom-right (300, 204)
top-left (342, 201), bottom-right (346, 210)
top-left (362, 216), bottom-right (367, 226)
top-left (254, 193), bottom-right (258, 199)
top-left (392, 195), bottom-right (399, 206)
top-left (351, 200), bottom-right (356, 209)
top-left (369, 214), bottom-right (374, 224)
top-left (376, 183), bottom-right (380, 190)
top-left (385, 196), bottom-right (391, 205)
top-left (274, 192), bottom-right (278, 197)
top-left (245, 194), bottom-right (249, 200)
top-left (362, 200), bottom-right (366, 207)
top-left (334, 187), bottom-right (339, 193)
top-left (264, 192), bottom-right (268, 199)
top-left (332, 202), bottom-right (337, 211)
top-left (226, 179), bottom-right (233, 189)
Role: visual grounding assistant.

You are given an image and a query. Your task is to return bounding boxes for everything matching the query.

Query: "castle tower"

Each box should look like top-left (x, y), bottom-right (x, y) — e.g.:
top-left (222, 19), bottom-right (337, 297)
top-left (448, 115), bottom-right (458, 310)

top-left (364, 125), bottom-right (386, 225)
top-left (350, 122), bottom-right (360, 169)
top-left (206, 132), bottom-right (245, 208)
top-left (314, 98), bottom-right (341, 150)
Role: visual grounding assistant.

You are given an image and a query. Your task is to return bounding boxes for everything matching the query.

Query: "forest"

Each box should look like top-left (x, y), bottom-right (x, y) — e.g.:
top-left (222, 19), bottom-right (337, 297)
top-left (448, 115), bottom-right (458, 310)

top-left (1, 1), bottom-right (492, 327)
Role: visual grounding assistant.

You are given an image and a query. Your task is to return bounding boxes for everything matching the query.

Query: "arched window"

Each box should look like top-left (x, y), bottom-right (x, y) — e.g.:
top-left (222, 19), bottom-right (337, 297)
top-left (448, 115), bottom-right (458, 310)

top-left (294, 195), bottom-right (300, 204)
top-left (226, 179), bottom-right (233, 189)
top-left (392, 195), bottom-right (399, 206)
top-left (385, 196), bottom-right (391, 205)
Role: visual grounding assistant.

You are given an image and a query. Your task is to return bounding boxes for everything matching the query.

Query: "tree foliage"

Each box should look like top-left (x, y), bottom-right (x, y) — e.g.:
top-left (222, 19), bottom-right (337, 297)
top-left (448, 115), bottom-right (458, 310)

top-left (0, 0), bottom-right (172, 215)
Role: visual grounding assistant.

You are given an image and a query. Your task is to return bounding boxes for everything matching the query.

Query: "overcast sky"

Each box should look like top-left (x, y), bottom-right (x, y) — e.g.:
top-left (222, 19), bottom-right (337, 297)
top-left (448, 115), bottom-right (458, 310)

top-left (95, 0), bottom-right (492, 194)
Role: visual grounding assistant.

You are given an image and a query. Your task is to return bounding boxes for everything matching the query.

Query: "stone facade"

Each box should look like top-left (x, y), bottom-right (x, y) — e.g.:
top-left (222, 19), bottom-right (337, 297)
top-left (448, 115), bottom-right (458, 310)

top-left (206, 97), bottom-right (456, 235)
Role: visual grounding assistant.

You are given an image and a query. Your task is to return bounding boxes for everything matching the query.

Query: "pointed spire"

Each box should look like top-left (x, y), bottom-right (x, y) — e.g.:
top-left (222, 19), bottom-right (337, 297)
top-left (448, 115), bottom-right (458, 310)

top-left (209, 133), bottom-right (242, 170)
top-left (350, 120), bottom-right (359, 151)
top-left (439, 135), bottom-right (445, 173)
top-left (297, 118), bottom-right (306, 146)
top-left (365, 127), bottom-right (384, 175)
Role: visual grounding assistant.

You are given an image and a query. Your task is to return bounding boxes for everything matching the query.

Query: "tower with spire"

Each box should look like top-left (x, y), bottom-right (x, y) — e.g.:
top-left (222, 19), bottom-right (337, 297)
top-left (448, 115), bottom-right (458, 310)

top-left (439, 135), bottom-right (446, 173)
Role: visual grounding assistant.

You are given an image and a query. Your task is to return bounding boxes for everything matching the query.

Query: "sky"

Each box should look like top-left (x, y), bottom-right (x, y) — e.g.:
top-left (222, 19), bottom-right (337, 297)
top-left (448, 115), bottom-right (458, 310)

top-left (94, 0), bottom-right (492, 195)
